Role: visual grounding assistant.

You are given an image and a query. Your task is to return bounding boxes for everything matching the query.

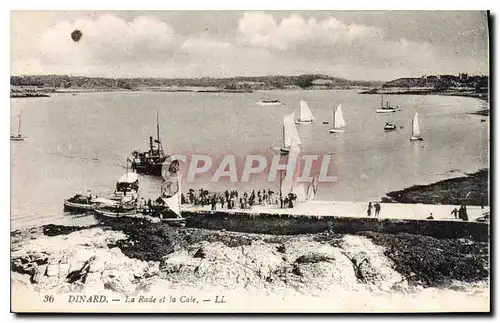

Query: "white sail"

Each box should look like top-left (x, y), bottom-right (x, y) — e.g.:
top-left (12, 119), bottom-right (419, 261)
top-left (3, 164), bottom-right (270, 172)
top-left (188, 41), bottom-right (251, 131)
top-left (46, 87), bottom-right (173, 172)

top-left (293, 184), bottom-right (307, 202)
top-left (162, 191), bottom-right (181, 217)
top-left (306, 184), bottom-right (315, 201)
top-left (281, 140), bottom-right (301, 195)
top-left (284, 113), bottom-right (302, 147)
top-left (334, 104), bottom-right (346, 129)
top-left (161, 160), bottom-right (182, 217)
top-left (412, 112), bottom-right (421, 137)
top-left (298, 100), bottom-right (315, 122)
top-left (306, 176), bottom-right (318, 201)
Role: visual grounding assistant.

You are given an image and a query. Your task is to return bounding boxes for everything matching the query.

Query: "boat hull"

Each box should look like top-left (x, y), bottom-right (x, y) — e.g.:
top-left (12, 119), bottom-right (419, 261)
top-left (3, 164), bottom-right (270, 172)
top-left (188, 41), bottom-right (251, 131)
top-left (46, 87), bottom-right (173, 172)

top-left (280, 148), bottom-right (290, 155)
top-left (256, 101), bottom-right (282, 106)
top-left (295, 120), bottom-right (313, 125)
top-left (329, 128), bottom-right (345, 133)
top-left (63, 200), bottom-right (96, 213)
top-left (410, 136), bottom-right (423, 141)
top-left (376, 109), bottom-right (396, 113)
top-left (131, 162), bottom-right (163, 176)
top-left (384, 124), bottom-right (397, 131)
top-left (10, 136), bottom-right (24, 141)
top-left (94, 209), bottom-right (139, 218)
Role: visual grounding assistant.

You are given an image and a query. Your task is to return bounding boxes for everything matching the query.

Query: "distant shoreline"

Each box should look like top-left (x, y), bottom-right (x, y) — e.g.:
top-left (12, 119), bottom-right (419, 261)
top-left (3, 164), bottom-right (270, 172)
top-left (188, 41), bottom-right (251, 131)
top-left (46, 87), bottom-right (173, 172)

top-left (359, 87), bottom-right (488, 101)
top-left (9, 85), bottom-right (372, 97)
top-left (10, 86), bottom-right (490, 104)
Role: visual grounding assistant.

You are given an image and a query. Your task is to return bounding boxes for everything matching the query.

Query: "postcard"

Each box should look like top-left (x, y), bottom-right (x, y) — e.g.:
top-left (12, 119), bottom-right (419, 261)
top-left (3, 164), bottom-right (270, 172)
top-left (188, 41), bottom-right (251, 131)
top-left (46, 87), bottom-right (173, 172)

top-left (10, 10), bottom-right (490, 313)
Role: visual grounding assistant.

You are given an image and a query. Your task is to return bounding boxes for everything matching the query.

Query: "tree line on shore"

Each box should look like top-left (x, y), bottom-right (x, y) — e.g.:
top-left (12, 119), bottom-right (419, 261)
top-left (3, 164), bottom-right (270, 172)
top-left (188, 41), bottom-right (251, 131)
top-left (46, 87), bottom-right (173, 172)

top-left (383, 74), bottom-right (488, 92)
top-left (10, 74), bottom-right (380, 91)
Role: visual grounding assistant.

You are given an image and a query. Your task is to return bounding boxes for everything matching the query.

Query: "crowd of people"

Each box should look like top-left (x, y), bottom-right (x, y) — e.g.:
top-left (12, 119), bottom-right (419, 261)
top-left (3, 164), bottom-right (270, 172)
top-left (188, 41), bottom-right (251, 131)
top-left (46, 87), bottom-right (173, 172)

top-left (366, 202), bottom-right (382, 217)
top-left (451, 204), bottom-right (469, 221)
top-left (182, 188), bottom-right (299, 210)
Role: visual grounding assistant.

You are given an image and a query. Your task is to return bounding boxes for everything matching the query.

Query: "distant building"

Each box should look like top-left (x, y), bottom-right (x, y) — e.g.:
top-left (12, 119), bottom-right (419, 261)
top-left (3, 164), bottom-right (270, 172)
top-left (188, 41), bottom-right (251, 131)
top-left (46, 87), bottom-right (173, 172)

top-left (311, 79), bottom-right (335, 85)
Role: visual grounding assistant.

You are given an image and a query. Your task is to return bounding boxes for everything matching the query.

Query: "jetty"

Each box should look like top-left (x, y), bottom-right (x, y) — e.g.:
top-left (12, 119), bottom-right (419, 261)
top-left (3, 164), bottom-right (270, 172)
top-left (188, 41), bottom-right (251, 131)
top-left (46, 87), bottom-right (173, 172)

top-left (181, 201), bottom-right (489, 241)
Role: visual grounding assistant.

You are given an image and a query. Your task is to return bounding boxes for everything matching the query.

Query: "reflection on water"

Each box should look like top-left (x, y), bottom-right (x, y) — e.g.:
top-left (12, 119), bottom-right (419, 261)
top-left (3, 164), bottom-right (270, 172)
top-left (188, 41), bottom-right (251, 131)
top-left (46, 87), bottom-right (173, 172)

top-left (10, 90), bottom-right (489, 228)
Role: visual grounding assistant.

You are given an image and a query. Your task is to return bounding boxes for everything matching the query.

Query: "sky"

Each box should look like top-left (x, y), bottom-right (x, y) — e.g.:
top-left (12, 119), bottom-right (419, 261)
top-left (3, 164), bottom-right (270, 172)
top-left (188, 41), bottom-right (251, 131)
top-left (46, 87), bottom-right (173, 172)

top-left (10, 11), bottom-right (489, 81)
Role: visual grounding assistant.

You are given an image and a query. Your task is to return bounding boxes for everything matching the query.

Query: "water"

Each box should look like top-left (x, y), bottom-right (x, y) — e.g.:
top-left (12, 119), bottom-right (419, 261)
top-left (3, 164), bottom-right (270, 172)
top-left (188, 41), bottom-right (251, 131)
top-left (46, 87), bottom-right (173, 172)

top-left (10, 90), bottom-right (488, 229)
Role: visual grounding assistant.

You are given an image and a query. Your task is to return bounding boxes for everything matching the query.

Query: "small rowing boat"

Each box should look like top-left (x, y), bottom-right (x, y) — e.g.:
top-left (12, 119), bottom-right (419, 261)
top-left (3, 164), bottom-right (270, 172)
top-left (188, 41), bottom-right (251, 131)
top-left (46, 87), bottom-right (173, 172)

top-left (94, 208), bottom-right (138, 218)
top-left (63, 194), bottom-right (118, 213)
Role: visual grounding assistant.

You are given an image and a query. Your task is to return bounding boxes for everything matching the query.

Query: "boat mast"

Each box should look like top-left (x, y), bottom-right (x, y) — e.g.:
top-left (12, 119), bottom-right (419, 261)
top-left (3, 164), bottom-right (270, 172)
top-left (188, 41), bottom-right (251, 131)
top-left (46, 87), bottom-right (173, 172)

top-left (280, 125), bottom-right (284, 196)
top-left (282, 124), bottom-right (285, 149)
top-left (332, 107), bottom-right (335, 129)
top-left (156, 109), bottom-right (161, 152)
top-left (17, 111), bottom-right (22, 136)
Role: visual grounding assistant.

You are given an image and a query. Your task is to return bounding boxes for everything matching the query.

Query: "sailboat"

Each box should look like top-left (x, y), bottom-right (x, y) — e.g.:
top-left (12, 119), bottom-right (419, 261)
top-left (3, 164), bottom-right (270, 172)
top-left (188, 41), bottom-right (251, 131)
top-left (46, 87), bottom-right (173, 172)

top-left (376, 93), bottom-right (397, 113)
top-left (295, 100), bottom-right (315, 124)
top-left (280, 139), bottom-right (307, 203)
top-left (384, 114), bottom-right (396, 131)
top-left (305, 175), bottom-right (318, 201)
top-left (410, 111), bottom-right (423, 141)
top-left (280, 113), bottom-right (302, 154)
top-left (329, 104), bottom-right (346, 133)
top-left (158, 160), bottom-right (185, 226)
top-left (10, 110), bottom-right (24, 141)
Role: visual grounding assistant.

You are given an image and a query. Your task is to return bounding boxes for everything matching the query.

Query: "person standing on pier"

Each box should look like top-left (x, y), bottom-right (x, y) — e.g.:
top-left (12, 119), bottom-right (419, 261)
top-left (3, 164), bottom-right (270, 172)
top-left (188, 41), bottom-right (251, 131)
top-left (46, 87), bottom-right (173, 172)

top-left (367, 202), bottom-right (373, 217)
top-left (211, 196), bottom-right (216, 211)
top-left (374, 203), bottom-right (381, 217)
top-left (451, 208), bottom-right (459, 219)
top-left (462, 204), bottom-right (468, 221)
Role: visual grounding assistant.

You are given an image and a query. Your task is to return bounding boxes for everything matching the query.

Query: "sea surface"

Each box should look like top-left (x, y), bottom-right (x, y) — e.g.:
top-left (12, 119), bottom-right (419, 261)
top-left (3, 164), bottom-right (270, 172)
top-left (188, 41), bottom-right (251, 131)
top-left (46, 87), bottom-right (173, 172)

top-left (10, 90), bottom-right (489, 229)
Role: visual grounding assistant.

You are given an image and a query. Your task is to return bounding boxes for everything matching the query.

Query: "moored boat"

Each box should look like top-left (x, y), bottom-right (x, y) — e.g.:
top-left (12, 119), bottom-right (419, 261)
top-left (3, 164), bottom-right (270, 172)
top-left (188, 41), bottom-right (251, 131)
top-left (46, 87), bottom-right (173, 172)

top-left (111, 172), bottom-right (139, 200)
top-left (131, 110), bottom-right (168, 176)
top-left (384, 122), bottom-right (397, 131)
top-left (257, 99), bottom-right (282, 106)
top-left (376, 94), bottom-right (397, 113)
top-left (94, 206), bottom-right (138, 218)
top-left (384, 113), bottom-right (396, 131)
top-left (63, 194), bottom-right (118, 213)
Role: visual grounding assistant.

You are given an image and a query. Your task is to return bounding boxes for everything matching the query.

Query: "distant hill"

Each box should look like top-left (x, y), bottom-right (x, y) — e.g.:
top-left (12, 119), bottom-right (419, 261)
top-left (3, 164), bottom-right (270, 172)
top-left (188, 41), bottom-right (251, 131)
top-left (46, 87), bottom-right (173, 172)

top-left (10, 74), bottom-right (380, 91)
top-left (359, 74), bottom-right (489, 101)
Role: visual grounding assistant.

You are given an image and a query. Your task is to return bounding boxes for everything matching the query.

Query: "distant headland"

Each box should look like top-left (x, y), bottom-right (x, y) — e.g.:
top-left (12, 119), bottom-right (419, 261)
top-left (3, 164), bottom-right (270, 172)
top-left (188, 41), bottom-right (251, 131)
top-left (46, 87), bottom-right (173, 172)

top-left (360, 73), bottom-right (489, 101)
top-left (10, 74), bottom-right (379, 97)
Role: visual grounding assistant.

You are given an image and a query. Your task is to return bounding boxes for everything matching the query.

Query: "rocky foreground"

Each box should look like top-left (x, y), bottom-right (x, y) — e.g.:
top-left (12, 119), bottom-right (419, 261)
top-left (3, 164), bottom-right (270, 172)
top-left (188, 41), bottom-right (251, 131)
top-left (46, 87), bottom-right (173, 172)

top-left (11, 217), bottom-right (489, 301)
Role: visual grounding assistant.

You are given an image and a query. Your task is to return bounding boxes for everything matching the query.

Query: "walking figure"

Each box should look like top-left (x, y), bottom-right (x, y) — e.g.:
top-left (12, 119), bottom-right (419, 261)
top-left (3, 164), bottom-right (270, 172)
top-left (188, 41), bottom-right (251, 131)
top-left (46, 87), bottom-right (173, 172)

top-left (367, 202), bottom-right (372, 217)
top-left (374, 202), bottom-right (381, 217)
